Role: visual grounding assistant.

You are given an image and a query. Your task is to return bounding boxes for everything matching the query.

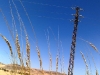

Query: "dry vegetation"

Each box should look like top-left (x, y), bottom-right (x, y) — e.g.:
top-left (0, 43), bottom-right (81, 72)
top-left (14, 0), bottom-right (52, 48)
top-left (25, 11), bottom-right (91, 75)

top-left (0, 0), bottom-right (100, 75)
top-left (0, 63), bottom-right (66, 75)
top-left (0, 0), bottom-right (67, 75)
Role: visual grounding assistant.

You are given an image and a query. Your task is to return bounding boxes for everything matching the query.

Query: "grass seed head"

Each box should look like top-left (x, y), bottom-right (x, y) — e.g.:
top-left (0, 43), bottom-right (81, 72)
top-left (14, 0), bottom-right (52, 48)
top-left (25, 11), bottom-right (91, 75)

top-left (89, 42), bottom-right (98, 52)
top-left (0, 34), bottom-right (13, 57)
top-left (16, 34), bottom-right (21, 59)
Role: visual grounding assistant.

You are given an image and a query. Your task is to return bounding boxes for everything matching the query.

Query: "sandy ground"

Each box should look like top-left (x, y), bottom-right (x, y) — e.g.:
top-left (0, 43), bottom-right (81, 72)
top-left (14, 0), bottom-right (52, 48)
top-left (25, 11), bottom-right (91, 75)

top-left (0, 70), bottom-right (22, 75)
top-left (0, 63), bottom-right (66, 75)
top-left (0, 64), bottom-right (5, 67)
top-left (0, 64), bottom-right (20, 75)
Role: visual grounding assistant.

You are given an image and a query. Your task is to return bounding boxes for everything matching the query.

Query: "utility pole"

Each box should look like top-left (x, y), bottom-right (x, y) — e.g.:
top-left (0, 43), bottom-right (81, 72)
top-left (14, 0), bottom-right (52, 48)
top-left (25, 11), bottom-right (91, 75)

top-left (68, 7), bottom-right (83, 75)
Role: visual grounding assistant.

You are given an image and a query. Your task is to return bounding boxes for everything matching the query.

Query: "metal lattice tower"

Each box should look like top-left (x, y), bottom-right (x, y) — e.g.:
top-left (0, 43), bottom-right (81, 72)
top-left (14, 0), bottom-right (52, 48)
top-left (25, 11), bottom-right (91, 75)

top-left (68, 7), bottom-right (83, 75)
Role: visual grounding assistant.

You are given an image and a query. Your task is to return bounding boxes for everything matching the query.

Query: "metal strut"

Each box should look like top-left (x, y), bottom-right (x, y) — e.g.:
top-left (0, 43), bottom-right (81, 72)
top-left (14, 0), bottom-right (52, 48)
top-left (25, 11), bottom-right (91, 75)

top-left (68, 7), bottom-right (82, 75)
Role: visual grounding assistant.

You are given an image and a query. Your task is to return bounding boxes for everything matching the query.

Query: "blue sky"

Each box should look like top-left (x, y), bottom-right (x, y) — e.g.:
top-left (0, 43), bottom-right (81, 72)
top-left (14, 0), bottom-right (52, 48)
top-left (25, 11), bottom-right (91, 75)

top-left (0, 0), bottom-right (100, 75)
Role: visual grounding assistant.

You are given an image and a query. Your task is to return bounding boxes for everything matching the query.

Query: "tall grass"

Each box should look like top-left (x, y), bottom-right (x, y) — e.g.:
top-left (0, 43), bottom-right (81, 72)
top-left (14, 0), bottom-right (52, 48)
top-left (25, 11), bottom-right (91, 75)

top-left (0, 34), bottom-right (13, 57)
top-left (26, 35), bottom-right (31, 75)
top-left (79, 38), bottom-right (100, 75)
top-left (80, 51), bottom-right (90, 75)
top-left (1, 1), bottom-right (100, 75)
top-left (0, 34), bottom-right (17, 75)
top-left (79, 38), bottom-right (100, 54)
top-left (45, 30), bottom-right (52, 75)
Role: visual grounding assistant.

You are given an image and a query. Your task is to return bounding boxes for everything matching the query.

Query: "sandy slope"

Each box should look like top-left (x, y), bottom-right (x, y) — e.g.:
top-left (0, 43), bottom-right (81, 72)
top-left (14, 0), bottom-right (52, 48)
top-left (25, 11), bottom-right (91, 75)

top-left (0, 64), bottom-right (5, 67)
top-left (0, 70), bottom-right (21, 75)
top-left (0, 63), bottom-right (66, 75)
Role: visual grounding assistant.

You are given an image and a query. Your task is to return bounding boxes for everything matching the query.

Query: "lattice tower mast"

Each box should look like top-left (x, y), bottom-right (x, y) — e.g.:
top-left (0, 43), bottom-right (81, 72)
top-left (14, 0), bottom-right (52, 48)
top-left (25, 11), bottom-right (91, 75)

top-left (68, 7), bottom-right (83, 75)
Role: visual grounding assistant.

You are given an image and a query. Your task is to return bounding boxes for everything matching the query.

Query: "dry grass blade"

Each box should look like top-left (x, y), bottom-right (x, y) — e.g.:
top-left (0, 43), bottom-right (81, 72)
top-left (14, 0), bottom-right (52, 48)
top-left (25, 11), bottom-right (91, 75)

top-left (12, 0), bottom-right (27, 36)
top-left (45, 30), bottom-right (52, 74)
top-left (47, 27), bottom-right (60, 75)
top-left (86, 44), bottom-right (97, 71)
top-left (88, 42), bottom-right (99, 53)
top-left (0, 34), bottom-right (16, 75)
top-left (16, 34), bottom-right (21, 60)
top-left (79, 38), bottom-right (100, 74)
top-left (60, 41), bottom-right (65, 74)
top-left (80, 51), bottom-right (89, 75)
top-left (19, 0), bottom-right (38, 46)
top-left (26, 36), bottom-right (30, 63)
top-left (89, 51), bottom-right (99, 75)
top-left (58, 43), bottom-right (62, 74)
top-left (86, 44), bottom-right (99, 75)
top-left (9, 0), bottom-right (17, 37)
top-left (0, 9), bottom-right (14, 42)
top-left (79, 38), bottom-right (99, 54)
top-left (56, 27), bottom-right (60, 75)
top-left (15, 33), bottom-right (25, 75)
top-left (36, 46), bottom-right (43, 70)
top-left (96, 70), bottom-right (99, 75)
top-left (26, 35), bottom-right (31, 75)
top-left (49, 52), bottom-right (52, 75)
top-left (12, 1), bottom-right (31, 74)
top-left (56, 54), bottom-right (58, 75)
top-left (0, 34), bottom-right (13, 57)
